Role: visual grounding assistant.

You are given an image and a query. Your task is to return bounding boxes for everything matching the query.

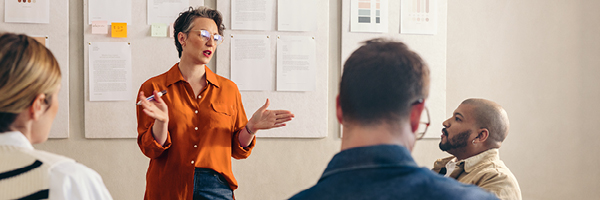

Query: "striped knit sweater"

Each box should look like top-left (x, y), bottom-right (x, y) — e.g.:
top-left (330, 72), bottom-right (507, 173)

top-left (0, 144), bottom-right (74, 200)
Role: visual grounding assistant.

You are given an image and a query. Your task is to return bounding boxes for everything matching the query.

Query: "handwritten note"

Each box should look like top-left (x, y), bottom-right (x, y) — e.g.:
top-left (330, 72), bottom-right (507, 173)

top-left (92, 21), bottom-right (108, 34)
top-left (151, 23), bottom-right (168, 37)
top-left (111, 23), bottom-right (127, 38)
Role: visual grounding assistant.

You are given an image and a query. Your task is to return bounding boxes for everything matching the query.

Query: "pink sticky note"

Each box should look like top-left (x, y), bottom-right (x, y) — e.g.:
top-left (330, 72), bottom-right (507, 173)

top-left (91, 21), bottom-right (108, 34)
top-left (169, 23), bottom-right (175, 38)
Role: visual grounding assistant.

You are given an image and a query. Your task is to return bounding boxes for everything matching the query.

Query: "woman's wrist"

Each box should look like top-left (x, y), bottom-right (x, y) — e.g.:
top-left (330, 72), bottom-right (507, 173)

top-left (246, 122), bottom-right (255, 134)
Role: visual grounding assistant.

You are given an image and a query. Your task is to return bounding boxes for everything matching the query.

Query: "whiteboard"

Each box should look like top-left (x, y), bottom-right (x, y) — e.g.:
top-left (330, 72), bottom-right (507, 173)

top-left (216, 0), bottom-right (329, 138)
top-left (341, 0), bottom-right (447, 139)
top-left (0, 0), bottom-right (70, 138)
top-left (83, 0), bottom-right (204, 138)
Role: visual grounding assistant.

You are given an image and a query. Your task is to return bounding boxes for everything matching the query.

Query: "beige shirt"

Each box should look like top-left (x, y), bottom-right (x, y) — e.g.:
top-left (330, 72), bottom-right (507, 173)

top-left (432, 148), bottom-right (522, 200)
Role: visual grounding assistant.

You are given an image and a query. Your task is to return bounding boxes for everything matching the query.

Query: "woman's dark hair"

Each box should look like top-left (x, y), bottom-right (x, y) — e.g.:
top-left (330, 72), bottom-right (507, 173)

top-left (173, 6), bottom-right (225, 58)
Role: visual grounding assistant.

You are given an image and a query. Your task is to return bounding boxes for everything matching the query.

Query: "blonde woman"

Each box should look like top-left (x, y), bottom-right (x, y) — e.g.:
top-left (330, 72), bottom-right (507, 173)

top-left (0, 33), bottom-right (112, 200)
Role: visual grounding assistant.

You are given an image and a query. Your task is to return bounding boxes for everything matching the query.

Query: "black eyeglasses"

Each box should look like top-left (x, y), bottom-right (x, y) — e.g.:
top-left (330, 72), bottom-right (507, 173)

top-left (412, 99), bottom-right (430, 140)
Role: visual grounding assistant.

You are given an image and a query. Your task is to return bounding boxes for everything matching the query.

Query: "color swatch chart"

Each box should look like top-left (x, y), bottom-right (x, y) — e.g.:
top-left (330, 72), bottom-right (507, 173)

top-left (356, 0), bottom-right (381, 24)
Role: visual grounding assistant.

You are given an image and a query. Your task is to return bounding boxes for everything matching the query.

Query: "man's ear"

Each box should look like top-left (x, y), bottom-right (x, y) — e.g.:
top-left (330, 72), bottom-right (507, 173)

top-left (409, 102), bottom-right (425, 133)
top-left (336, 95), bottom-right (343, 124)
top-left (476, 128), bottom-right (490, 143)
top-left (29, 94), bottom-right (46, 121)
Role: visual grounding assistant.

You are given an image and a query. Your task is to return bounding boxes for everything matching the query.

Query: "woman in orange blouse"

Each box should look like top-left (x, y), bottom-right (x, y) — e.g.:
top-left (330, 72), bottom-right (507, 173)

top-left (136, 7), bottom-right (294, 200)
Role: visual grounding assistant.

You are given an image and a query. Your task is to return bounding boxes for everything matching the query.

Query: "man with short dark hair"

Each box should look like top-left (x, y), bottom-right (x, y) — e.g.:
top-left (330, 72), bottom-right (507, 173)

top-left (288, 39), bottom-right (498, 200)
top-left (433, 98), bottom-right (521, 200)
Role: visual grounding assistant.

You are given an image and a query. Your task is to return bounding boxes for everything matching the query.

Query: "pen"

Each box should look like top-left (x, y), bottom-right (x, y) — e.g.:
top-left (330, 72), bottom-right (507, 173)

top-left (137, 90), bottom-right (167, 105)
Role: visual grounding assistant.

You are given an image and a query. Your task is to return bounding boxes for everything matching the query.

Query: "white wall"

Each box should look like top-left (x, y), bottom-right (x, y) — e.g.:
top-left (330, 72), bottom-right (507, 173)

top-left (31, 0), bottom-right (600, 199)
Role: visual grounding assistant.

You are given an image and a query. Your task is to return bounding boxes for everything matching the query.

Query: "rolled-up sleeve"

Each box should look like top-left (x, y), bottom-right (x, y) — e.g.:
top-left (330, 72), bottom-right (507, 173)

top-left (136, 83), bottom-right (172, 159)
top-left (230, 88), bottom-right (255, 159)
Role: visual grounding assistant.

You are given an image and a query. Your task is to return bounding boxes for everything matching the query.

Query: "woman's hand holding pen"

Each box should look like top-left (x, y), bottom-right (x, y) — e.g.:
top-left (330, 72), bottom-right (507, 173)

top-left (247, 98), bottom-right (295, 133)
top-left (139, 90), bottom-right (169, 146)
top-left (139, 91), bottom-right (169, 122)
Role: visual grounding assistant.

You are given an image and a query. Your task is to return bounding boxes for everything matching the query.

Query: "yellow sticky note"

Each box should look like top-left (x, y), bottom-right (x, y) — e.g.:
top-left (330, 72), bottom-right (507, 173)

top-left (151, 23), bottom-right (168, 37)
top-left (111, 23), bottom-right (127, 38)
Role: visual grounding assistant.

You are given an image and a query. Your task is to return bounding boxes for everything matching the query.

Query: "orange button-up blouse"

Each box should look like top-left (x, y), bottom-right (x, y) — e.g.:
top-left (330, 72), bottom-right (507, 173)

top-left (137, 63), bottom-right (255, 200)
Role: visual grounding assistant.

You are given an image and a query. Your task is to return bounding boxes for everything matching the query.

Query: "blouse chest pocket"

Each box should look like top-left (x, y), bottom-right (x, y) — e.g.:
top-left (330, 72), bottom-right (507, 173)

top-left (208, 103), bottom-right (235, 129)
top-left (210, 103), bottom-right (234, 116)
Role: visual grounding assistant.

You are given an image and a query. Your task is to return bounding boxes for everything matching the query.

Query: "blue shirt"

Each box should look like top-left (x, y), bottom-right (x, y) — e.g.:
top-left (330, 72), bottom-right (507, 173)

top-left (288, 145), bottom-right (499, 200)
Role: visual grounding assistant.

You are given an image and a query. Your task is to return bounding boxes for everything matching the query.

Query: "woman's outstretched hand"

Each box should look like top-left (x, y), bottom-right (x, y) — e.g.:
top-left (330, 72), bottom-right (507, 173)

top-left (247, 99), bottom-right (294, 133)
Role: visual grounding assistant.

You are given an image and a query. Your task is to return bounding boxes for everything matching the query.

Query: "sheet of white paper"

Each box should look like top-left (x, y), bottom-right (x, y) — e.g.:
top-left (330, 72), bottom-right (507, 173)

top-left (89, 42), bottom-right (132, 101)
top-left (277, 0), bottom-right (317, 32)
top-left (231, 0), bottom-right (274, 30)
top-left (400, 0), bottom-right (438, 34)
top-left (147, 0), bottom-right (191, 25)
top-left (276, 36), bottom-right (316, 92)
top-left (88, 0), bottom-right (132, 25)
top-left (4, 0), bottom-right (49, 24)
top-left (231, 34), bottom-right (273, 91)
top-left (350, 0), bottom-right (388, 33)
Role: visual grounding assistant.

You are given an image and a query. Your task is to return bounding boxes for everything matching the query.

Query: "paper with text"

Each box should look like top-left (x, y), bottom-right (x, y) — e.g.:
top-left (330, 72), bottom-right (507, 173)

top-left (400, 0), bottom-right (438, 34)
top-left (231, 0), bottom-right (274, 30)
top-left (350, 0), bottom-right (388, 33)
top-left (276, 36), bottom-right (316, 92)
top-left (147, 0), bottom-right (190, 25)
top-left (4, 0), bottom-right (50, 24)
top-left (277, 0), bottom-right (317, 32)
top-left (88, 0), bottom-right (132, 25)
top-left (231, 34), bottom-right (273, 91)
top-left (89, 42), bottom-right (132, 101)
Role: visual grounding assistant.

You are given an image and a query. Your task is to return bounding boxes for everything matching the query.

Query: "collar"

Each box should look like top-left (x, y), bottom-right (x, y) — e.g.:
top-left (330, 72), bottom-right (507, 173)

top-left (165, 63), bottom-right (220, 88)
top-left (462, 148), bottom-right (500, 173)
top-left (0, 131), bottom-right (34, 150)
top-left (320, 145), bottom-right (418, 180)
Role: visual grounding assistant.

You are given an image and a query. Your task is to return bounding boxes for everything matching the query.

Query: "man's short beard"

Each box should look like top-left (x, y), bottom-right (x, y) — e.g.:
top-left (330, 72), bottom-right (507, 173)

top-left (439, 129), bottom-right (471, 151)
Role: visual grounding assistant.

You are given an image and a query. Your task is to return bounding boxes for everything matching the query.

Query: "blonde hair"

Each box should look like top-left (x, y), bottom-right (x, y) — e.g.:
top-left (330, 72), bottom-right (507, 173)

top-left (0, 33), bottom-right (61, 132)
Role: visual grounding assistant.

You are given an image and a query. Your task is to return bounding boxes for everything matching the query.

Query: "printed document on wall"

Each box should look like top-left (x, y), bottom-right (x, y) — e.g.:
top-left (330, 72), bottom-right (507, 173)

top-left (350, 0), bottom-right (388, 33)
top-left (277, 0), bottom-right (317, 32)
top-left (4, 0), bottom-right (49, 24)
top-left (276, 36), bottom-right (316, 92)
top-left (400, 0), bottom-right (438, 34)
top-left (89, 0), bottom-right (132, 25)
top-left (89, 42), bottom-right (132, 101)
top-left (147, 0), bottom-right (191, 25)
top-left (231, 0), bottom-right (274, 30)
top-left (231, 34), bottom-right (273, 91)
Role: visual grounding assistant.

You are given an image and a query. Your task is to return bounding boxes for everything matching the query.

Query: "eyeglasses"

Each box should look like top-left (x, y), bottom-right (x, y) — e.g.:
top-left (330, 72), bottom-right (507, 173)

top-left (412, 99), bottom-right (430, 140)
top-left (189, 29), bottom-right (223, 45)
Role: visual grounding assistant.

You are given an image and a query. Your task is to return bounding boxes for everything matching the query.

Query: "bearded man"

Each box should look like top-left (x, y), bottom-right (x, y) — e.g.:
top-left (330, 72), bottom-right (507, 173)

top-left (433, 98), bottom-right (522, 200)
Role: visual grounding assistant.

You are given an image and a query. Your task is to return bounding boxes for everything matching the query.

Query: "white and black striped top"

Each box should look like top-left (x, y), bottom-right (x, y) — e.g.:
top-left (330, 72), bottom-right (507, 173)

top-left (0, 131), bottom-right (113, 200)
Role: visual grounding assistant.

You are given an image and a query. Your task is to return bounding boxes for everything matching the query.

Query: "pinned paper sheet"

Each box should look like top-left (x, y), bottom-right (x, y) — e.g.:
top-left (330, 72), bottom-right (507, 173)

top-left (169, 23), bottom-right (175, 38)
top-left (111, 23), bottom-right (127, 38)
top-left (151, 23), bottom-right (168, 37)
top-left (91, 21), bottom-right (108, 34)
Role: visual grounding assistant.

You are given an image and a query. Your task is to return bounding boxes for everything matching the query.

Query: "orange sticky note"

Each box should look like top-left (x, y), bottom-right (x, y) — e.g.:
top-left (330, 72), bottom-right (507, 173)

top-left (111, 23), bottom-right (127, 38)
top-left (32, 36), bottom-right (46, 46)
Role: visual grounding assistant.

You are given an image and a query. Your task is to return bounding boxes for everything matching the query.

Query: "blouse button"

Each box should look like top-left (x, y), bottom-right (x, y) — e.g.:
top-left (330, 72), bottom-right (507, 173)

top-left (198, 95), bottom-right (202, 99)
top-left (194, 145), bottom-right (198, 148)
top-left (195, 127), bottom-right (198, 130)
top-left (191, 160), bottom-right (195, 164)
top-left (195, 110), bottom-right (198, 114)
